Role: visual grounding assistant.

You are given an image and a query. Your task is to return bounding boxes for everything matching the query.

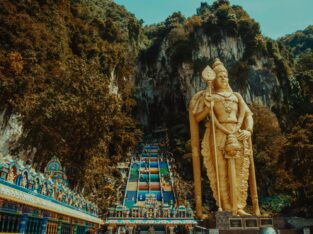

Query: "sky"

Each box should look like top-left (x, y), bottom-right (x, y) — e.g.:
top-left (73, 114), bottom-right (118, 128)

top-left (114, 0), bottom-right (313, 39)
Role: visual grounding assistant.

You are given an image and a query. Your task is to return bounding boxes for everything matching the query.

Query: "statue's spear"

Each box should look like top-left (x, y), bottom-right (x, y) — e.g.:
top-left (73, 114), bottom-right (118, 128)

top-left (201, 66), bottom-right (222, 212)
top-left (248, 137), bottom-right (261, 216)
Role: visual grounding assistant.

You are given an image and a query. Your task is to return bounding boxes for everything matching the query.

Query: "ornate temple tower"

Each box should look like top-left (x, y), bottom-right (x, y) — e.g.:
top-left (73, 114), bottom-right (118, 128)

top-left (44, 156), bottom-right (68, 186)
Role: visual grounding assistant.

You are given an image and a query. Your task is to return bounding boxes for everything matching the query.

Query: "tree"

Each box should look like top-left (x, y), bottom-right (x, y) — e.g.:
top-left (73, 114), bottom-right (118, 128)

top-left (289, 51), bottom-right (313, 120)
top-left (280, 115), bottom-right (313, 217)
top-left (251, 105), bottom-right (287, 196)
top-left (0, 0), bottom-right (142, 207)
top-left (196, 2), bottom-right (211, 18)
top-left (184, 16), bottom-right (202, 33)
top-left (165, 12), bottom-right (185, 30)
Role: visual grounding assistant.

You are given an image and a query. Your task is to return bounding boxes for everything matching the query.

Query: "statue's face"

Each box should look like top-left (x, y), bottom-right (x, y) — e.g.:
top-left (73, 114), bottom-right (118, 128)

top-left (214, 71), bottom-right (229, 90)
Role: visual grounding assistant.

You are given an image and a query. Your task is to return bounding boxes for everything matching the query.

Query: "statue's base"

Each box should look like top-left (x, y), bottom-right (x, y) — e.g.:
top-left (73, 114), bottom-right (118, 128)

top-left (215, 211), bottom-right (273, 230)
top-left (194, 213), bottom-right (300, 234)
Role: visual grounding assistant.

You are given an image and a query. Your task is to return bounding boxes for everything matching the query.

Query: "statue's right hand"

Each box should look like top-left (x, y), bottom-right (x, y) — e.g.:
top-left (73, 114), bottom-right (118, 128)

top-left (204, 94), bottom-right (214, 107)
top-left (205, 95), bottom-right (214, 102)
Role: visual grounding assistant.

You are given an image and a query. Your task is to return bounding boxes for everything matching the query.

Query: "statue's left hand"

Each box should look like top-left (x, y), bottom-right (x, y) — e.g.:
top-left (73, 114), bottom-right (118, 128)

top-left (238, 130), bottom-right (251, 141)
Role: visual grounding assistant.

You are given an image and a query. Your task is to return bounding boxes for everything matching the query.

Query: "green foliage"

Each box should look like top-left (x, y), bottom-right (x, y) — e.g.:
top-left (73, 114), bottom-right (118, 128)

top-left (268, 48), bottom-right (313, 126)
top-left (280, 115), bottom-right (313, 217)
top-left (168, 25), bottom-right (188, 45)
top-left (167, 30), bottom-right (193, 65)
top-left (83, 156), bottom-right (117, 211)
top-left (296, 51), bottom-right (313, 71)
top-left (280, 25), bottom-right (313, 57)
top-left (251, 105), bottom-right (288, 196)
top-left (196, 0), bottom-right (263, 55)
top-left (184, 16), bottom-right (202, 33)
top-left (215, 3), bottom-right (238, 33)
top-left (291, 52), bottom-right (313, 118)
top-left (237, 17), bottom-right (261, 57)
top-left (0, 0), bottom-right (143, 209)
top-left (211, 0), bottom-right (230, 10)
top-left (165, 11), bottom-right (185, 29)
top-left (196, 2), bottom-right (211, 18)
top-left (260, 195), bottom-right (292, 214)
top-left (264, 40), bottom-right (297, 129)
top-left (267, 41), bottom-right (293, 77)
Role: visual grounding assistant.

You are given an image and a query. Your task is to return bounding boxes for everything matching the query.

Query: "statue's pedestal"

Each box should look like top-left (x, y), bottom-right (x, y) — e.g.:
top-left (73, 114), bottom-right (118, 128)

top-left (215, 211), bottom-right (273, 231)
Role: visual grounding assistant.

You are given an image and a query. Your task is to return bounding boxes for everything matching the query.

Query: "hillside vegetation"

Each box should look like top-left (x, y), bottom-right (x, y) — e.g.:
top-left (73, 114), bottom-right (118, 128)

top-left (280, 25), bottom-right (313, 57)
top-left (0, 0), bottom-right (144, 210)
top-left (0, 0), bottom-right (312, 216)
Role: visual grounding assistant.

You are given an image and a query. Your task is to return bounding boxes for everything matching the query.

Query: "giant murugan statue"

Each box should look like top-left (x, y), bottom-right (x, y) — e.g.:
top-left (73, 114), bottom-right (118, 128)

top-left (189, 59), bottom-right (260, 218)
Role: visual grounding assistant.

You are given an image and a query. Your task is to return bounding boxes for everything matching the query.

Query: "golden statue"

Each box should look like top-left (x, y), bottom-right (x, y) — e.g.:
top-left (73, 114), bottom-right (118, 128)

top-left (7, 167), bottom-right (16, 183)
top-left (189, 59), bottom-right (260, 218)
top-left (21, 173), bottom-right (27, 187)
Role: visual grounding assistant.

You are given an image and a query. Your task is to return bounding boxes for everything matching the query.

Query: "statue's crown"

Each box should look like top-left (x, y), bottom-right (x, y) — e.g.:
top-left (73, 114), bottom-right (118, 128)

top-left (212, 58), bottom-right (227, 74)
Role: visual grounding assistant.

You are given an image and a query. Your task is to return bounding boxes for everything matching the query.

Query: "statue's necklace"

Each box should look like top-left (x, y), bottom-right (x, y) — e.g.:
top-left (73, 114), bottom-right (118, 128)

top-left (216, 92), bottom-right (233, 116)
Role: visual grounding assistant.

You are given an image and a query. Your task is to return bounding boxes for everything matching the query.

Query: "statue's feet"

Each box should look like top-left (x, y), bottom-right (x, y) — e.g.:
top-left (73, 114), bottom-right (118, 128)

top-left (254, 208), bottom-right (261, 216)
top-left (237, 209), bottom-right (252, 216)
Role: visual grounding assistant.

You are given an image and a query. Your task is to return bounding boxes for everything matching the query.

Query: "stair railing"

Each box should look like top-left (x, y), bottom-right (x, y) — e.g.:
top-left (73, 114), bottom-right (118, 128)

top-left (166, 152), bottom-right (177, 207)
top-left (158, 151), bottom-right (164, 206)
top-left (137, 152), bottom-right (142, 203)
top-left (122, 155), bottom-right (134, 206)
top-left (148, 150), bottom-right (151, 194)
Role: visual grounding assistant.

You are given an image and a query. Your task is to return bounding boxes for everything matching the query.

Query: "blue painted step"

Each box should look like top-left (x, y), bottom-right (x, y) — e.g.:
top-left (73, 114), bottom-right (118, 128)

top-left (125, 200), bottom-right (135, 208)
top-left (163, 191), bottom-right (175, 204)
top-left (126, 191), bottom-right (137, 200)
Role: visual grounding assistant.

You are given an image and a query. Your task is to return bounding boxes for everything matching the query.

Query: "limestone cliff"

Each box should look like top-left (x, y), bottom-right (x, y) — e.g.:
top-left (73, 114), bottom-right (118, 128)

top-left (134, 2), bottom-right (296, 131)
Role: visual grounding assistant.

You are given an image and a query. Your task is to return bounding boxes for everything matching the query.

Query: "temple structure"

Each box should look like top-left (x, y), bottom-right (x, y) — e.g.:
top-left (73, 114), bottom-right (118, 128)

top-left (44, 156), bottom-right (69, 187)
top-left (0, 155), bottom-right (103, 233)
top-left (105, 144), bottom-right (197, 234)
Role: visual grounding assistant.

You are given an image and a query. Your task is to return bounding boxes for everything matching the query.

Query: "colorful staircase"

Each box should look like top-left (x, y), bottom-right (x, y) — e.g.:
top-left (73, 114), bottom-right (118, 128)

top-left (123, 144), bottom-right (175, 209)
top-left (106, 143), bottom-right (197, 233)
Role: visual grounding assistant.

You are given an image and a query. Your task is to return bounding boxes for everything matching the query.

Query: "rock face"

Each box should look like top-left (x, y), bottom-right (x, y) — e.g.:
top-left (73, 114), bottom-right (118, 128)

top-left (194, 33), bottom-right (245, 62)
top-left (135, 31), bottom-right (289, 129)
top-left (132, 1), bottom-right (305, 130)
top-left (0, 111), bottom-right (22, 156)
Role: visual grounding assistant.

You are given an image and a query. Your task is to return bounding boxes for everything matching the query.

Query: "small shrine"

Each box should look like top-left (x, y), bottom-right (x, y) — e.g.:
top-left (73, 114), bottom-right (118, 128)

top-left (44, 156), bottom-right (68, 186)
